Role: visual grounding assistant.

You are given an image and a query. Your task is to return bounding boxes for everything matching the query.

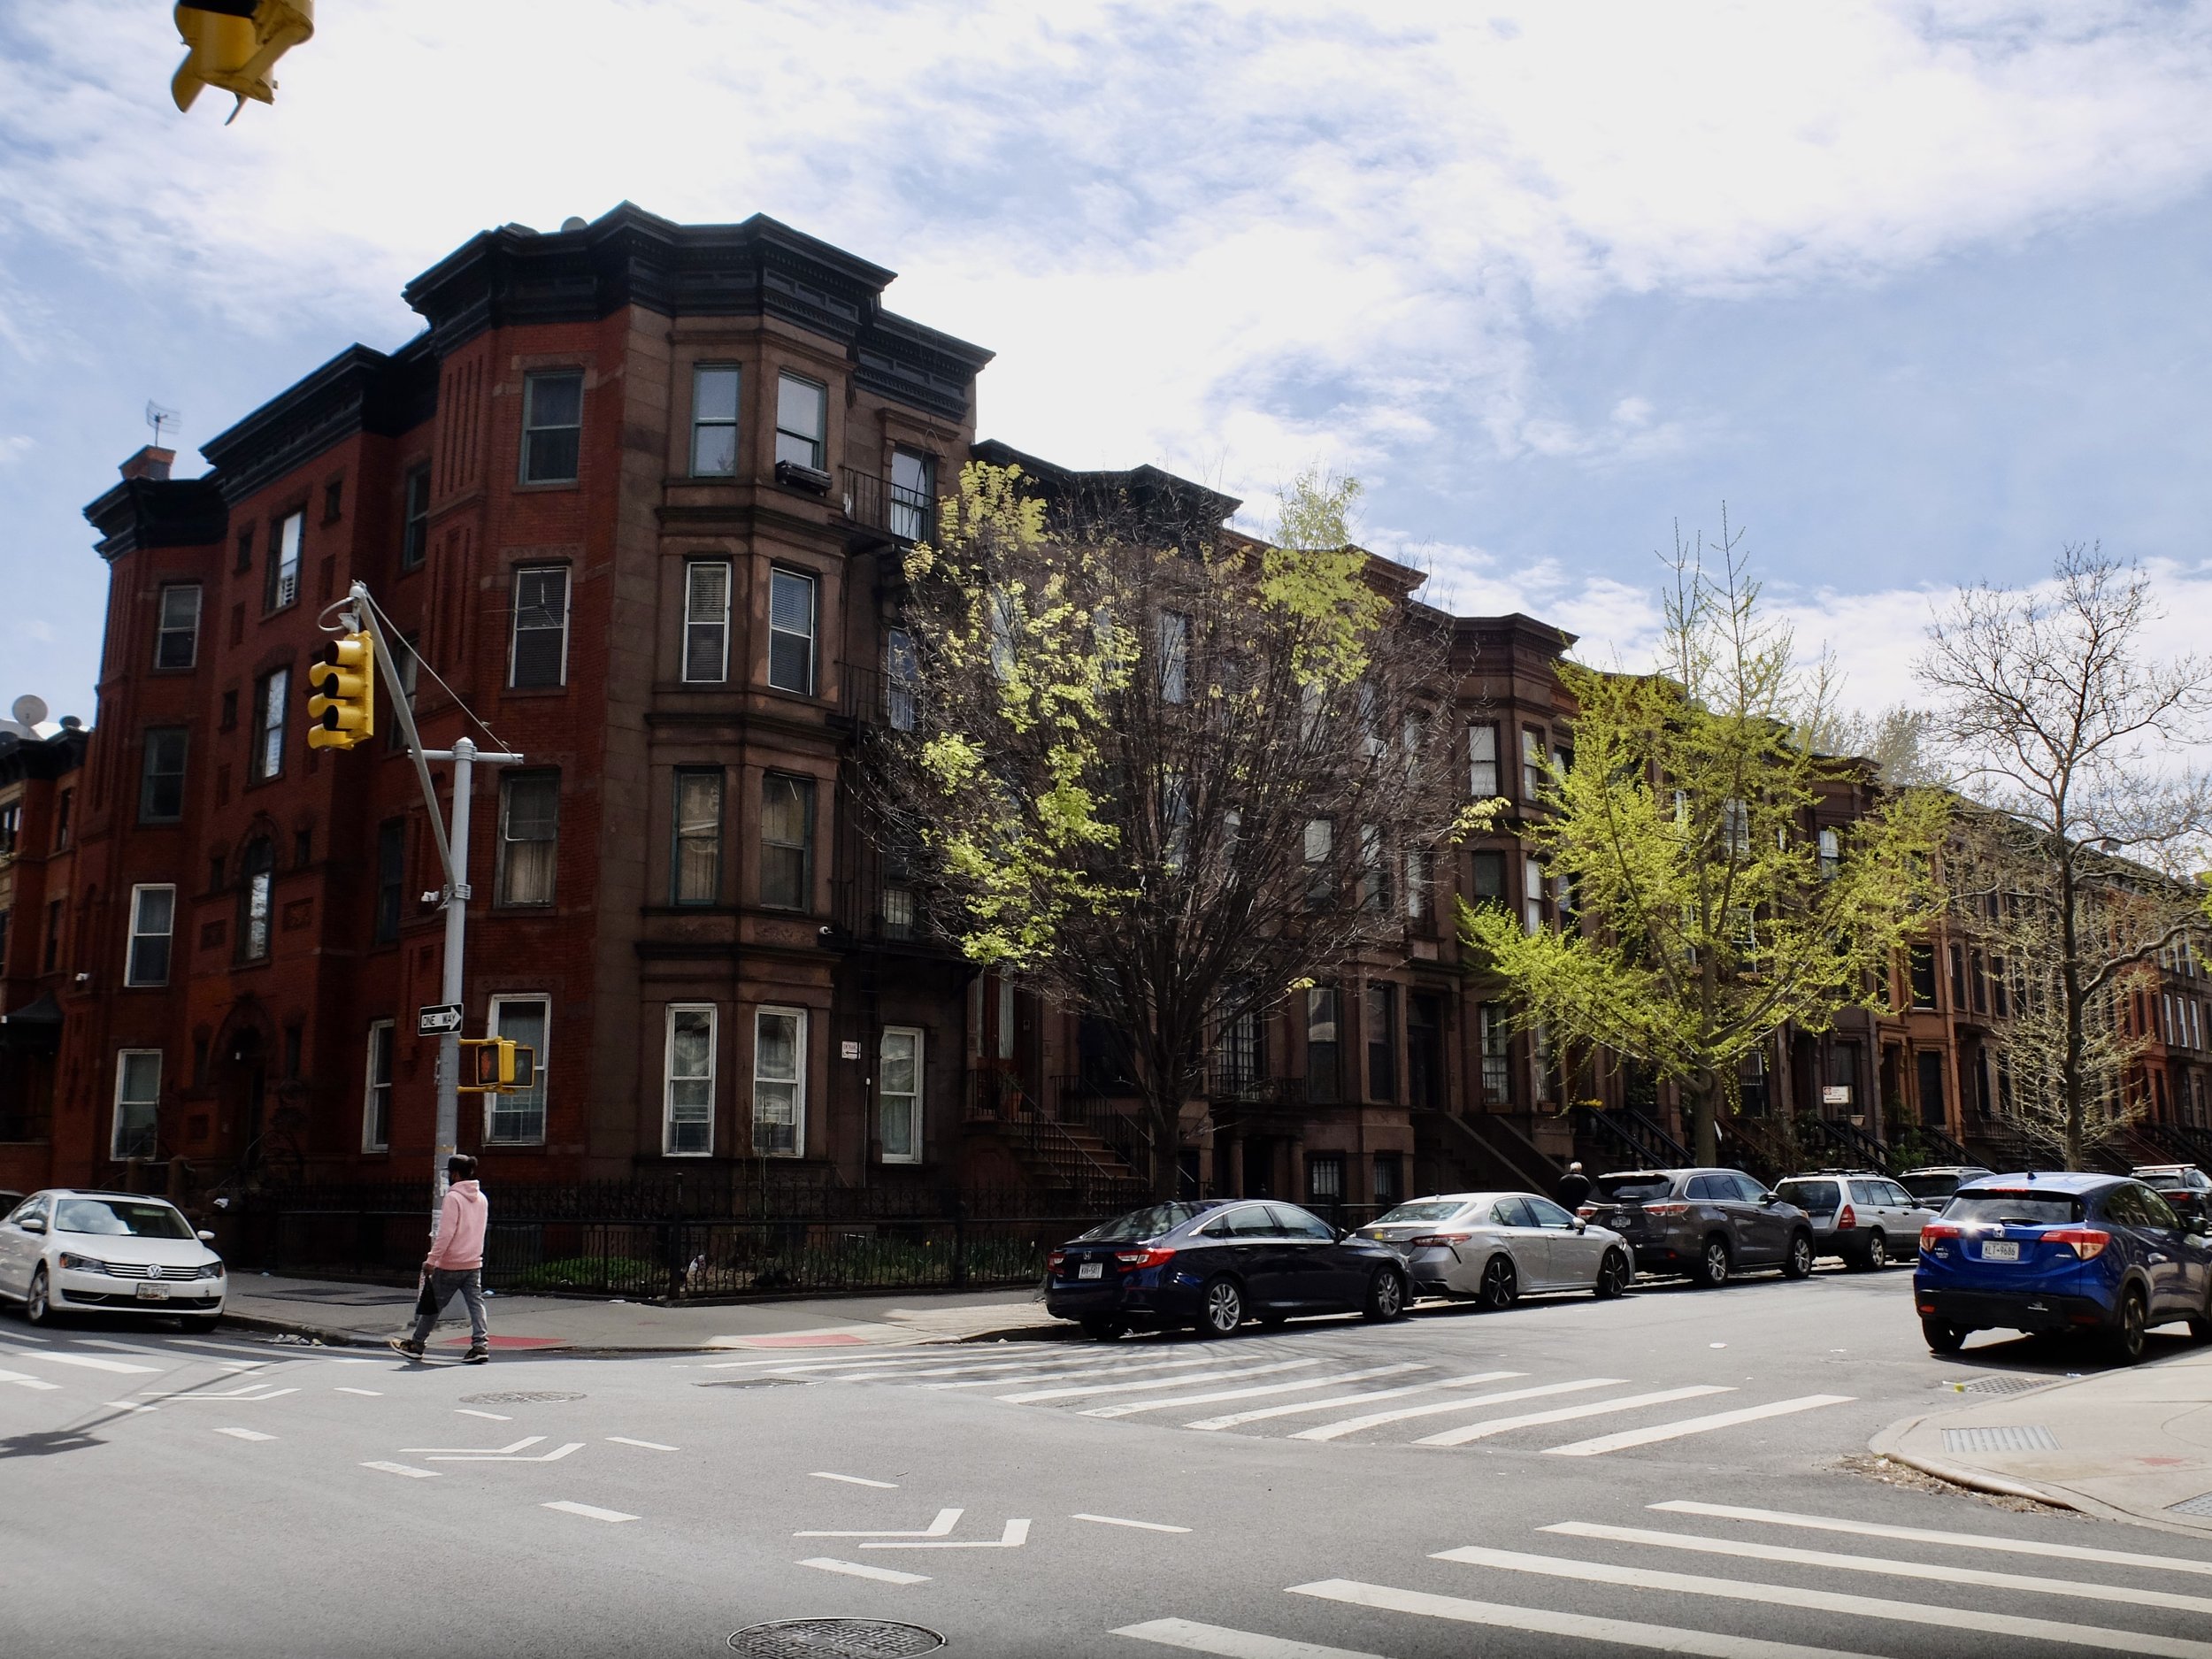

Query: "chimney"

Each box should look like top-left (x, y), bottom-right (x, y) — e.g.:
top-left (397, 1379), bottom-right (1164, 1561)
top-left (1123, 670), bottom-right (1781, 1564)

top-left (119, 445), bottom-right (173, 482)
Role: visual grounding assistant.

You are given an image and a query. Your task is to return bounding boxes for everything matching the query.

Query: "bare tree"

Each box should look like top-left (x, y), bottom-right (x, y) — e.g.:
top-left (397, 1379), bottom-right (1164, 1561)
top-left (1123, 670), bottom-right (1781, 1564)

top-left (1918, 544), bottom-right (2212, 1168)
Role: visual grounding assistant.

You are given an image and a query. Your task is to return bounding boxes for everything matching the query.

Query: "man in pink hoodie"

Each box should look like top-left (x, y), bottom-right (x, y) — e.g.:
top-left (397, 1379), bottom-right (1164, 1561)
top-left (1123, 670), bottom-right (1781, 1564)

top-left (390, 1156), bottom-right (490, 1363)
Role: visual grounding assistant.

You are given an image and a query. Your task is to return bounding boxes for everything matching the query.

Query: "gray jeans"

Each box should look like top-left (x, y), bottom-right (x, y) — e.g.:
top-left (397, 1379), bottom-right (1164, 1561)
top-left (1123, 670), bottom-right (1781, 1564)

top-left (411, 1267), bottom-right (488, 1347)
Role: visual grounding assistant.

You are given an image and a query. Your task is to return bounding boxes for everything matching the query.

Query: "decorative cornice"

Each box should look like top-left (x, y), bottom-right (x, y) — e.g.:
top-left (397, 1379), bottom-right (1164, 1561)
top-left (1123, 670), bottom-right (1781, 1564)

top-left (82, 475), bottom-right (228, 561)
top-left (196, 339), bottom-right (439, 508)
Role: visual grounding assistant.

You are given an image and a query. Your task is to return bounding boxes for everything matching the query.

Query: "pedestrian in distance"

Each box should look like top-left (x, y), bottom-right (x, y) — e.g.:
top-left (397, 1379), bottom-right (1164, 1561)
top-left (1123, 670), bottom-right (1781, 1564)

top-left (1555, 1160), bottom-right (1592, 1211)
top-left (390, 1156), bottom-right (490, 1364)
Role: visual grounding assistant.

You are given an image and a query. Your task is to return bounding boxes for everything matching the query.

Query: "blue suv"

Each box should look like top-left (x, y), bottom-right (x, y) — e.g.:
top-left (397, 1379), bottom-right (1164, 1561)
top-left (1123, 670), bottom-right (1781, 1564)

top-left (1916, 1171), bottom-right (2212, 1363)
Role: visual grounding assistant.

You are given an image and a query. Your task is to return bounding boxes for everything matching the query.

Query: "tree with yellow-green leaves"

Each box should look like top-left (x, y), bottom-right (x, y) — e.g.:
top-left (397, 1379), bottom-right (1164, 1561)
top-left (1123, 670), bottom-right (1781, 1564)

top-left (1461, 518), bottom-right (1948, 1166)
top-left (865, 461), bottom-right (1473, 1198)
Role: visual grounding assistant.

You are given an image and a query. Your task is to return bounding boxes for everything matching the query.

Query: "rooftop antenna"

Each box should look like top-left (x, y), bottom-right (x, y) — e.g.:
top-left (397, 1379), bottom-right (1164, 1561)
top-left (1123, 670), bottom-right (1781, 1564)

top-left (145, 400), bottom-right (180, 449)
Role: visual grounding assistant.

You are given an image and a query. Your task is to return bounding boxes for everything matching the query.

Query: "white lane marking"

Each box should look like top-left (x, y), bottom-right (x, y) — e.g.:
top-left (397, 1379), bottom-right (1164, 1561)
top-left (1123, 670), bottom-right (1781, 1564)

top-left (1416, 1386), bottom-right (1734, 1447)
top-left (105, 1400), bottom-right (157, 1410)
top-left (1548, 1521), bottom-right (2212, 1617)
top-left (75, 1339), bottom-right (181, 1357)
top-left (403, 1435), bottom-right (543, 1455)
top-left (862, 1517), bottom-right (1030, 1550)
top-left (215, 1426), bottom-right (275, 1442)
top-left (429, 1441), bottom-right (582, 1463)
top-left (139, 1385), bottom-right (297, 1402)
top-left (1293, 1379), bottom-right (1625, 1442)
top-left (0, 1368), bottom-right (64, 1391)
top-left (1543, 1394), bottom-right (1854, 1456)
top-left (1651, 1500), bottom-right (2212, 1579)
top-left (706, 1348), bottom-right (1066, 1375)
top-left (933, 1355), bottom-right (1246, 1392)
top-left (455, 1408), bottom-right (511, 1422)
top-left (607, 1436), bottom-right (678, 1451)
top-left (22, 1351), bottom-right (162, 1375)
top-left (1087, 1364), bottom-right (1428, 1419)
top-left (800, 1557), bottom-right (930, 1586)
top-left (543, 1501), bottom-right (638, 1524)
top-left (1114, 1616), bottom-right (1389, 1658)
top-left (1288, 1581), bottom-right (1884, 1659)
top-left (818, 1351), bottom-right (1133, 1382)
top-left (168, 1338), bottom-right (283, 1358)
top-left (362, 1460), bottom-right (439, 1479)
top-left (1186, 1371), bottom-right (1525, 1432)
top-left (1002, 1358), bottom-right (1323, 1405)
top-left (4, 1330), bottom-right (50, 1342)
top-left (335, 1386), bottom-right (383, 1397)
top-left (1073, 1513), bottom-right (1190, 1533)
top-left (1430, 1546), bottom-right (2212, 1659)
top-left (798, 1508), bottom-right (963, 1540)
top-left (811, 1471), bottom-right (898, 1488)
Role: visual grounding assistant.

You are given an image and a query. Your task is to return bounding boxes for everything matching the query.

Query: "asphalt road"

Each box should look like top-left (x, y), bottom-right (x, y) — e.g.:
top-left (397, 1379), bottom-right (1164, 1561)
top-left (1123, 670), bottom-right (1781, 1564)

top-left (4, 1260), bottom-right (2209, 1659)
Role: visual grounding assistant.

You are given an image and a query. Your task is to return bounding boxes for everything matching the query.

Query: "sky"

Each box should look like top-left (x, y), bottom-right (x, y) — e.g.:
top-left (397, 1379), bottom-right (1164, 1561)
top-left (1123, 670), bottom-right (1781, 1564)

top-left (4, 1), bottom-right (2211, 727)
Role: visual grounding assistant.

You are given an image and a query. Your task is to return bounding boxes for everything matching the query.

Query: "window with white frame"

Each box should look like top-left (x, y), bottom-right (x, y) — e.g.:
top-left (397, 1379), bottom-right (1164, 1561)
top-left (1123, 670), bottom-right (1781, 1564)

top-left (1523, 855), bottom-right (1545, 934)
top-left (774, 373), bottom-right (827, 472)
top-left (252, 667), bottom-right (288, 781)
top-left (879, 1025), bottom-right (923, 1164)
top-left (126, 884), bottom-right (175, 987)
top-left (767, 567), bottom-right (817, 694)
top-left (112, 1049), bottom-right (161, 1160)
top-left (265, 511), bottom-right (303, 612)
top-left (690, 365), bottom-right (740, 476)
top-left (1469, 723), bottom-right (1499, 797)
top-left (509, 565), bottom-right (572, 688)
top-left (683, 561), bottom-right (731, 682)
top-left (364, 1020), bottom-right (394, 1151)
top-left (664, 1004), bottom-right (717, 1156)
top-left (487, 995), bottom-right (549, 1143)
top-left (753, 1007), bottom-right (806, 1156)
top-left (400, 465), bottom-right (432, 569)
top-left (155, 584), bottom-right (201, 669)
top-left (1818, 826), bottom-right (1841, 877)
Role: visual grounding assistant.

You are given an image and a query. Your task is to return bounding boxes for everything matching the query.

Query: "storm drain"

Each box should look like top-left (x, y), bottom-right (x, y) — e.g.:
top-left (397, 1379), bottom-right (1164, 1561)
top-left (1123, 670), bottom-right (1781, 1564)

top-left (1943, 1425), bottom-right (2059, 1454)
top-left (1939, 1375), bottom-right (2052, 1396)
top-left (728, 1618), bottom-right (944, 1657)
top-left (458, 1391), bottom-right (585, 1405)
top-left (2169, 1492), bottom-right (2212, 1517)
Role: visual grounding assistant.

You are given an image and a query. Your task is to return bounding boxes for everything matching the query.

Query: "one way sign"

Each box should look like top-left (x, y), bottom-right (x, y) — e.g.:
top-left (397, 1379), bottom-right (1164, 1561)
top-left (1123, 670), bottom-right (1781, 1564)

top-left (418, 1003), bottom-right (465, 1036)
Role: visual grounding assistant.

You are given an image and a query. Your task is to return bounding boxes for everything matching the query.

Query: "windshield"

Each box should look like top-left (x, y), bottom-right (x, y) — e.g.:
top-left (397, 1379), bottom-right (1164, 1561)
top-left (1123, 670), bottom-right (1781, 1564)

top-left (1372, 1200), bottom-right (1467, 1225)
top-left (1075, 1203), bottom-right (1205, 1243)
top-left (55, 1198), bottom-right (195, 1240)
top-left (1776, 1179), bottom-right (1840, 1211)
top-left (1900, 1172), bottom-right (1964, 1201)
top-left (1594, 1174), bottom-right (1674, 1202)
top-left (1945, 1193), bottom-right (2083, 1226)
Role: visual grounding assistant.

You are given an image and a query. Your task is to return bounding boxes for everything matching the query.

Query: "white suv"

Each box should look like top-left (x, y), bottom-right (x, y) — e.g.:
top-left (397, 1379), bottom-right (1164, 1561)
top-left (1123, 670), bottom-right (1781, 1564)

top-left (0, 1190), bottom-right (227, 1329)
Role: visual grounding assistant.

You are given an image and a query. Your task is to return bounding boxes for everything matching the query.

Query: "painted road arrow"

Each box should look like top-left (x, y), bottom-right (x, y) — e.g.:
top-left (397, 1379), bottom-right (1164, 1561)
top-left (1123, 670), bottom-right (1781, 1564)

top-left (797, 1508), bottom-right (963, 1540)
top-left (862, 1518), bottom-right (1031, 1550)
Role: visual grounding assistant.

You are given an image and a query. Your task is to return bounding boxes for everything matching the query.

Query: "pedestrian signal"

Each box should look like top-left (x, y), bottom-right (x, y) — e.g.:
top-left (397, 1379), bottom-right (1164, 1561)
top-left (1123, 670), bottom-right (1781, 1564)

top-left (458, 1038), bottom-right (535, 1094)
top-left (306, 631), bottom-right (374, 750)
top-left (172, 2), bottom-right (315, 120)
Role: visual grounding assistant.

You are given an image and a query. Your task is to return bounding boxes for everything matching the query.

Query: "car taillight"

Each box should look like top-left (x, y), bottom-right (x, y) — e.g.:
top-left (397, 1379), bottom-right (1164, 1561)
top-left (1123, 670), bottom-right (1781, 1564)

top-left (1114, 1247), bottom-right (1177, 1268)
top-left (1047, 1251), bottom-right (1068, 1273)
top-left (1838, 1203), bottom-right (1856, 1231)
top-left (1642, 1202), bottom-right (1689, 1217)
top-left (1920, 1222), bottom-right (1960, 1248)
top-left (1409, 1232), bottom-right (1474, 1247)
top-left (2043, 1228), bottom-right (2110, 1261)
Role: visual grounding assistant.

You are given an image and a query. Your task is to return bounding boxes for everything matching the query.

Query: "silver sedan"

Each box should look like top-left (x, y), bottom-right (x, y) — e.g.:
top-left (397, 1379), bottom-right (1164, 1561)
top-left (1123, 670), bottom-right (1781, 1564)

top-left (1356, 1191), bottom-right (1633, 1308)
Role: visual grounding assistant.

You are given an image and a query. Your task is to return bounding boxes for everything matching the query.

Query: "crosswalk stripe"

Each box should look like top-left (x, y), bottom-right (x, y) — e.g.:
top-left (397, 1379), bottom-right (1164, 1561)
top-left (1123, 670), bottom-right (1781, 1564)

top-left (1430, 1546), bottom-right (2212, 1659)
top-left (1545, 1521), bottom-right (2212, 1618)
top-left (1002, 1358), bottom-right (1322, 1405)
top-left (19, 1351), bottom-right (164, 1375)
top-left (933, 1355), bottom-right (1243, 1392)
top-left (1114, 1615), bottom-right (1390, 1658)
top-left (0, 1368), bottom-right (65, 1391)
top-left (1543, 1394), bottom-right (1853, 1455)
top-left (1286, 1580), bottom-right (1886, 1659)
top-left (1291, 1378), bottom-right (1624, 1443)
top-left (215, 1426), bottom-right (275, 1442)
top-left (1086, 1364), bottom-right (1429, 1418)
top-left (1186, 1371), bottom-right (1524, 1432)
top-left (1650, 1500), bottom-right (2212, 1579)
top-left (543, 1501), bottom-right (639, 1524)
top-left (1414, 1386), bottom-right (1732, 1447)
top-left (822, 1351), bottom-right (1134, 1381)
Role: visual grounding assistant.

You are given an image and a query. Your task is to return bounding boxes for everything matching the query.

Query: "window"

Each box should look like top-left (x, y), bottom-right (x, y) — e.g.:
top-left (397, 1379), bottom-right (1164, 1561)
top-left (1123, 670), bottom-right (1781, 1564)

top-left (1405, 849), bottom-right (1432, 922)
top-left (1366, 981), bottom-right (1397, 1102)
top-left (760, 774), bottom-right (815, 910)
top-left (234, 526), bottom-right (253, 574)
top-left (155, 584), bottom-right (201, 669)
top-left (753, 1006), bottom-right (806, 1156)
top-left (1157, 611), bottom-right (1190, 703)
top-left (1907, 943), bottom-right (1939, 1010)
top-left (400, 465), bottom-right (431, 569)
top-left (496, 772), bottom-right (559, 907)
top-left (1817, 826), bottom-right (1841, 878)
top-left (509, 565), bottom-right (571, 688)
top-left (126, 885), bottom-right (174, 987)
top-left (690, 365), bottom-right (741, 477)
top-left (1950, 943), bottom-right (1968, 1010)
top-left (683, 561), bottom-right (731, 683)
top-left (139, 728), bottom-right (188, 822)
top-left (1372, 1154), bottom-right (1402, 1206)
top-left (1479, 1002), bottom-right (1510, 1102)
top-left (1524, 855), bottom-right (1546, 934)
top-left (774, 373), bottom-right (826, 472)
top-left (880, 1025), bottom-right (924, 1164)
top-left (1469, 724), bottom-right (1500, 797)
top-left (54, 787), bottom-right (72, 849)
top-left (889, 448), bottom-right (934, 541)
top-left (1303, 818), bottom-right (1334, 907)
top-left (251, 669), bottom-right (288, 782)
top-left (237, 839), bottom-right (273, 962)
top-left (1721, 797), bottom-right (1751, 855)
top-left (664, 1005), bottom-right (717, 1156)
top-left (672, 769), bottom-right (722, 905)
top-left (488, 995), bottom-right (549, 1143)
top-left (885, 629), bottom-right (918, 731)
top-left (373, 818), bottom-right (405, 942)
top-left (322, 476), bottom-right (344, 523)
top-left (265, 511), bottom-right (303, 611)
top-left (111, 1050), bottom-right (161, 1160)
top-left (0, 801), bottom-right (16, 856)
top-left (1470, 849), bottom-right (1505, 905)
top-left (1307, 1153), bottom-right (1345, 1203)
top-left (521, 369), bottom-right (583, 483)
top-left (1521, 727), bottom-right (1547, 801)
top-left (364, 1021), bottom-right (394, 1152)
top-left (1360, 824), bottom-right (1388, 912)
top-left (1306, 986), bottom-right (1340, 1102)
top-left (767, 567), bottom-right (817, 694)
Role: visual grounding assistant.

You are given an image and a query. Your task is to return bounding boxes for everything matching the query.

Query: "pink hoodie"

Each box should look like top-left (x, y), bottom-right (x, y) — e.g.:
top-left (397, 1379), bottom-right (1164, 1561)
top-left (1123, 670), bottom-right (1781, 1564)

top-left (426, 1179), bottom-right (488, 1271)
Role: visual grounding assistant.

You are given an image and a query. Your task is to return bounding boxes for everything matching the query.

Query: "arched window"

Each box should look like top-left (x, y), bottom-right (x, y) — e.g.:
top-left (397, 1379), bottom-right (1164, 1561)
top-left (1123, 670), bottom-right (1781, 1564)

top-left (237, 838), bottom-right (275, 963)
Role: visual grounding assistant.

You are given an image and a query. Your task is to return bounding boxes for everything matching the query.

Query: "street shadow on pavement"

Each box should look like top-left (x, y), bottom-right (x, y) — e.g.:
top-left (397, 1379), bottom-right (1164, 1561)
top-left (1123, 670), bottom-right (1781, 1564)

top-left (0, 1429), bottom-right (105, 1460)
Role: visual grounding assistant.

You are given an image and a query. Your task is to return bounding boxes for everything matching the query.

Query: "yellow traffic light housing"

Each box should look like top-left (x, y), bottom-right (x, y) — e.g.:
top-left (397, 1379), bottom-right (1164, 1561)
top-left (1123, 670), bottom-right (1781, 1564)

top-left (306, 631), bottom-right (374, 750)
top-left (173, 1), bottom-right (315, 120)
top-left (457, 1038), bottom-right (536, 1094)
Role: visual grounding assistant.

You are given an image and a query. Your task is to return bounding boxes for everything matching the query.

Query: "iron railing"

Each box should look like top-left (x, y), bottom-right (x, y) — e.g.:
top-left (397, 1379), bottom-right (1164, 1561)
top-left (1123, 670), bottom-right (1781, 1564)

top-left (841, 468), bottom-right (937, 544)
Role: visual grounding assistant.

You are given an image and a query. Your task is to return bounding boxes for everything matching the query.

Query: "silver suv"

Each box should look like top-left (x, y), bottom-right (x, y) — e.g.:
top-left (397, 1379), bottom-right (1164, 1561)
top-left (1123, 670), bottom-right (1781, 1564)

top-left (1773, 1170), bottom-right (1939, 1271)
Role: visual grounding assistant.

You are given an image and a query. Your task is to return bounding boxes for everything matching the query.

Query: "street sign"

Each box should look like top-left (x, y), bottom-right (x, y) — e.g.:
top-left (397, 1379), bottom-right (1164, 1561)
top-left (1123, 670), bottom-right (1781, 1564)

top-left (419, 1002), bottom-right (465, 1036)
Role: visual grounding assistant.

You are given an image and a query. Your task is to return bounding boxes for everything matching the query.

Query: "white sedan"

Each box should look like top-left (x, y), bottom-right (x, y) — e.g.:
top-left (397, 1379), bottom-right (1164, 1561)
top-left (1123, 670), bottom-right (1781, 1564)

top-left (1356, 1191), bottom-right (1632, 1307)
top-left (0, 1189), bottom-right (227, 1329)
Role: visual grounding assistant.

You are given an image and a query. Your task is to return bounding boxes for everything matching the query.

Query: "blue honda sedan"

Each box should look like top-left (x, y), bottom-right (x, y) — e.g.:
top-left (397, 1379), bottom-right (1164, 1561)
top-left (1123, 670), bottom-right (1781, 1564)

top-left (1915, 1171), bottom-right (2212, 1363)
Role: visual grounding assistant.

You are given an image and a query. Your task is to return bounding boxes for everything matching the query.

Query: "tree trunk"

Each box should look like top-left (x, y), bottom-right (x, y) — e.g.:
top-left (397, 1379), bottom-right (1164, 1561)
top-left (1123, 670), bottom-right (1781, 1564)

top-left (2057, 845), bottom-right (2086, 1171)
top-left (1686, 1075), bottom-right (1718, 1165)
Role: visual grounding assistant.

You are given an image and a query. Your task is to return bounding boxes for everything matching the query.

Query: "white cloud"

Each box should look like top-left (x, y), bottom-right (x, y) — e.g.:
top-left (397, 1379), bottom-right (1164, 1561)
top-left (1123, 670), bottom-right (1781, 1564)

top-left (0, 434), bottom-right (33, 466)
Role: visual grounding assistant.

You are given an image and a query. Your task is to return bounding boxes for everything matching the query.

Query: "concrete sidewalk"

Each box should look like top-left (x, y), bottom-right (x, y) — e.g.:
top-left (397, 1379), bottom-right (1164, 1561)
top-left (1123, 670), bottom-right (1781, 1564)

top-left (1875, 1340), bottom-right (2212, 1536)
top-left (219, 1272), bottom-right (1065, 1353)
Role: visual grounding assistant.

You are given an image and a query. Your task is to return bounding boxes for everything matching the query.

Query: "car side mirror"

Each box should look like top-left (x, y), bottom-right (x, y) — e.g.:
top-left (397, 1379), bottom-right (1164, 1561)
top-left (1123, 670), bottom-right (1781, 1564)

top-left (1759, 1194), bottom-right (1779, 1207)
top-left (20, 1217), bottom-right (44, 1234)
top-left (1572, 1219), bottom-right (1587, 1233)
top-left (197, 1229), bottom-right (216, 1243)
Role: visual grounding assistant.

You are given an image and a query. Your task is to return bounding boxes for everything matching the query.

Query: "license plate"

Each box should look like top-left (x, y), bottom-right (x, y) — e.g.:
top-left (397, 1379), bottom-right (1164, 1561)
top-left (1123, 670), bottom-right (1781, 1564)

top-left (1078, 1262), bottom-right (1103, 1280)
top-left (134, 1282), bottom-right (170, 1300)
top-left (1981, 1240), bottom-right (2020, 1262)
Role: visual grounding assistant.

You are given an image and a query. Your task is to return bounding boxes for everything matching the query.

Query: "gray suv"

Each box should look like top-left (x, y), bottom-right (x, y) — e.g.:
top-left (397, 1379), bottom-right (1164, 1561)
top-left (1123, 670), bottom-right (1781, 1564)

top-left (1581, 1168), bottom-right (1816, 1286)
top-left (1774, 1171), bottom-right (1939, 1271)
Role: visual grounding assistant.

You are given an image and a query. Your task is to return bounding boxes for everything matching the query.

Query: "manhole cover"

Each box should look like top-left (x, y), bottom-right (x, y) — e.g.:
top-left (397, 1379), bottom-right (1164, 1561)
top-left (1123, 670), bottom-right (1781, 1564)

top-left (728, 1618), bottom-right (943, 1657)
top-left (1939, 1375), bottom-right (2051, 1396)
top-left (698, 1378), bottom-right (811, 1390)
top-left (458, 1391), bottom-right (585, 1405)
top-left (1943, 1425), bottom-right (2059, 1454)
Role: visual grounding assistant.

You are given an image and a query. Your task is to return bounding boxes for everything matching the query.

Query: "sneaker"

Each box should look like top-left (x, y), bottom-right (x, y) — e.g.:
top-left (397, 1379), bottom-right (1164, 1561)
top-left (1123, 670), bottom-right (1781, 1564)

top-left (464, 1345), bottom-right (490, 1364)
top-left (388, 1336), bottom-right (426, 1360)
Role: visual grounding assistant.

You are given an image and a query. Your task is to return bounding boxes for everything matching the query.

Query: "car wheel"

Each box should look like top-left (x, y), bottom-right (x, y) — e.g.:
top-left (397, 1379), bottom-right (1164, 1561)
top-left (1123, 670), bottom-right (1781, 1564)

top-left (1781, 1232), bottom-right (1816, 1280)
top-left (1079, 1317), bottom-right (1127, 1341)
top-left (1594, 1248), bottom-right (1632, 1300)
top-left (1692, 1237), bottom-right (1732, 1288)
top-left (1476, 1255), bottom-right (1518, 1310)
top-left (25, 1264), bottom-right (54, 1326)
top-left (1921, 1317), bottom-right (1967, 1355)
top-left (1363, 1267), bottom-right (1407, 1322)
top-left (1197, 1276), bottom-right (1244, 1338)
top-left (1863, 1231), bottom-right (1888, 1271)
top-left (2108, 1287), bottom-right (2148, 1365)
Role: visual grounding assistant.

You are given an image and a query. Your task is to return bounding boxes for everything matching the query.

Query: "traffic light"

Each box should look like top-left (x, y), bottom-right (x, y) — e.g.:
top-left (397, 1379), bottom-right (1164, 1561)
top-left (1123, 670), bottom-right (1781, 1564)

top-left (172, 1), bottom-right (315, 119)
top-left (306, 631), bottom-right (374, 750)
top-left (458, 1039), bottom-right (536, 1094)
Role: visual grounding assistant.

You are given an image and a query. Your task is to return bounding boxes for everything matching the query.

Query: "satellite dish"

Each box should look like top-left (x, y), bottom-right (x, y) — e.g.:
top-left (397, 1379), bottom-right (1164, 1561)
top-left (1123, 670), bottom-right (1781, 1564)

top-left (12, 695), bottom-right (47, 727)
top-left (561, 216), bottom-right (588, 232)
